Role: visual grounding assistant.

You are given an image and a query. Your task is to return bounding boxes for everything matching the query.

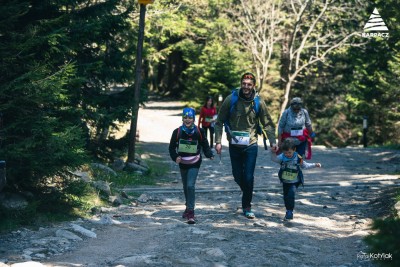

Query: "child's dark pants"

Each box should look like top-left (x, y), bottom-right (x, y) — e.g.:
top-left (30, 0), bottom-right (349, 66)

top-left (282, 182), bottom-right (301, 211)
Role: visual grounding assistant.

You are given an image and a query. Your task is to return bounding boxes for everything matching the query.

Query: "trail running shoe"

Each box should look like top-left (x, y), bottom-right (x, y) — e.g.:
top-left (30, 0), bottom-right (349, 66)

top-left (284, 210), bottom-right (293, 220)
top-left (182, 208), bottom-right (189, 219)
top-left (187, 209), bottom-right (195, 224)
top-left (243, 207), bottom-right (255, 219)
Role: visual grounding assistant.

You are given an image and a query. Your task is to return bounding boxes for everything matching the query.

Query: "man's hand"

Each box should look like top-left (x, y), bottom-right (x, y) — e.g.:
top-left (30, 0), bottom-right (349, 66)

top-left (176, 156), bottom-right (182, 164)
top-left (215, 143), bottom-right (222, 154)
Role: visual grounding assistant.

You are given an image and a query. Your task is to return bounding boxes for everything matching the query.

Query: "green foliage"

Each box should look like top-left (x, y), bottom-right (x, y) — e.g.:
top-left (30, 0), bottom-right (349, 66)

top-left (0, 201), bottom-right (39, 231)
top-left (146, 0), bottom-right (239, 98)
top-left (105, 171), bottom-right (157, 188)
top-left (90, 159), bottom-right (167, 189)
top-left (66, 0), bottom-right (138, 152)
top-left (183, 41), bottom-right (242, 104)
top-left (0, 157), bottom-right (168, 231)
top-left (293, 1), bottom-right (400, 147)
top-left (0, 179), bottom-right (100, 232)
top-left (145, 0), bottom-right (399, 148)
top-left (364, 218), bottom-right (400, 266)
top-left (364, 188), bottom-right (400, 267)
top-left (0, 0), bottom-right (142, 190)
top-left (0, 0), bottom-right (88, 188)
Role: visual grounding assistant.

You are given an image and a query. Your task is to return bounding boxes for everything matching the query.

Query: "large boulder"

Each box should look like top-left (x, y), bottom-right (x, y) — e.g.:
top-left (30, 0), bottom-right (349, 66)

top-left (91, 163), bottom-right (117, 177)
top-left (125, 162), bottom-right (149, 174)
top-left (92, 180), bottom-right (112, 196)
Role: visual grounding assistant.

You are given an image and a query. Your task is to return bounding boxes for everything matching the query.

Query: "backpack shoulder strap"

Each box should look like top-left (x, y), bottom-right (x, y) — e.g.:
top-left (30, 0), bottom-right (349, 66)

top-left (230, 89), bottom-right (260, 116)
top-left (297, 153), bottom-right (305, 186)
top-left (253, 94), bottom-right (260, 117)
top-left (176, 126), bottom-right (182, 142)
top-left (177, 126), bottom-right (203, 142)
top-left (229, 89), bottom-right (239, 114)
top-left (196, 126), bottom-right (203, 141)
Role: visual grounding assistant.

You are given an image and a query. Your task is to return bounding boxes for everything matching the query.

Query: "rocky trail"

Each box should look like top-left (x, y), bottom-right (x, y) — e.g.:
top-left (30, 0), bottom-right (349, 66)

top-left (1, 99), bottom-right (399, 267)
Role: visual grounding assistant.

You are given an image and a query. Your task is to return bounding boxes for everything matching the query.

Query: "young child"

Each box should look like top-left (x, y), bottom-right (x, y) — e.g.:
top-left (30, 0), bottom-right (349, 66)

top-left (169, 107), bottom-right (214, 224)
top-left (271, 138), bottom-right (322, 220)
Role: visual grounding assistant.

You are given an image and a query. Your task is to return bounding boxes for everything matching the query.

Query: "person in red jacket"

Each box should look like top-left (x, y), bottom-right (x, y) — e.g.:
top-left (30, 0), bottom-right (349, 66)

top-left (198, 96), bottom-right (217, 148)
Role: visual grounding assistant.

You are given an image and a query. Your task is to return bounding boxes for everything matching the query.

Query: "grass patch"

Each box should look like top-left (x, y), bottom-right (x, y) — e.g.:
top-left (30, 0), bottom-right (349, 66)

top-left (364, 188), bottom-right (400, 266)
top-left (0, 180), bottom-right (106, 233)
top-left (0, 156), bottom-right (170, 233)
top-left (91, 157), bottom-right (169, 189)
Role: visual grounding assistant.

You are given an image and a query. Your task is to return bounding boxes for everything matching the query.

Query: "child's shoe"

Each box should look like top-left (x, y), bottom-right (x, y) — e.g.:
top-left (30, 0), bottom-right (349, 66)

top-left (284, 210), bottom-right (293, 220)
top-left (243, 207), bottom-right (255, 219)
top-left (182, 208), bottom-right (189, 219)
top-left (187, 209), bottom-right (195, 224)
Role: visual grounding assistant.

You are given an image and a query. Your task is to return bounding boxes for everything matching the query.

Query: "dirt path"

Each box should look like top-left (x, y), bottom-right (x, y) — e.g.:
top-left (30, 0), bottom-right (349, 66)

top-left (1, 99), bottom-right (399, 267)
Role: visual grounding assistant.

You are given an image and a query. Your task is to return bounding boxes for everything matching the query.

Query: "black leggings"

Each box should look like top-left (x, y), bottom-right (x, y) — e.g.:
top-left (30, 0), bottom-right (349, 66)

top-left (202, 126), bottom-right (214, 148)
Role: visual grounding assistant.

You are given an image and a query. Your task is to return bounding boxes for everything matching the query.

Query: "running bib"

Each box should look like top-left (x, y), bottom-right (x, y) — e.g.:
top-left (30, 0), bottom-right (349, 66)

top-left (230, 131), bottom-right (250, 145)
top-left (281, 168), bottom-right (298, 181)
top-left (178, 139), bottom-right (198, 153)
top-left (205, 117), bottom-right (213, 123)
top-left (290, 127), bottom-right (303, 137)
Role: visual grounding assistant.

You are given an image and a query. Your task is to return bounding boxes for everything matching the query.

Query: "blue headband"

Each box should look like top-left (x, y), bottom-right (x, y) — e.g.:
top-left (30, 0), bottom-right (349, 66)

top-left (182, 107), bottom-right (195, 120)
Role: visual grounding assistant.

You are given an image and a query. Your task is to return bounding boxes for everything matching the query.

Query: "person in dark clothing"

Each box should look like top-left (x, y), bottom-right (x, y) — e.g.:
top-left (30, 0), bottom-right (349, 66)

top-left (214, 72), bottom-right (278, 219)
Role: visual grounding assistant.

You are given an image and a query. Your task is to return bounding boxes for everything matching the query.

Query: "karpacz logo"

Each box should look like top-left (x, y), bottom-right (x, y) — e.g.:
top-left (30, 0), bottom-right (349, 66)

top-left (362, 32), bottom-right (389, 38)
top-left (362, 8), bottom-right (389, 38)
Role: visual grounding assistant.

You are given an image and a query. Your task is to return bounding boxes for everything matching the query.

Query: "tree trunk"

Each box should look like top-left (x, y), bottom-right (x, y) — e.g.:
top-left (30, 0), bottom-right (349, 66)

top-left (280, 79), bottom-right (293, 121)
top-left (278, 33), bottom-right (291, 123)
top-left (127, 4), bottom-right (146, 163)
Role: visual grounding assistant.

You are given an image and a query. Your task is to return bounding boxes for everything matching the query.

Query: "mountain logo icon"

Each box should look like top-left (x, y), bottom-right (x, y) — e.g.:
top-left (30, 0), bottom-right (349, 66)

top-left (362, 8), bottom-right (389, 38)
top-left (363, 8), bottom-right (389, 32)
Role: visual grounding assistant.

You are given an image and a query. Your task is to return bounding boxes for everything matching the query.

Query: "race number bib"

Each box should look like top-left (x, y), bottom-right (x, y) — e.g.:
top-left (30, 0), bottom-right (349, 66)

top-left (230, 131), bottom-right (250, 145)
top-left (205, 117), bottom-right (213, 123)
top-left (290, 128), bottom-right (303, 137)
top-left (281, 168), bottom-right (298, 181)
top-left (178, 139), bottom-right (198, 153)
